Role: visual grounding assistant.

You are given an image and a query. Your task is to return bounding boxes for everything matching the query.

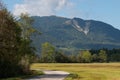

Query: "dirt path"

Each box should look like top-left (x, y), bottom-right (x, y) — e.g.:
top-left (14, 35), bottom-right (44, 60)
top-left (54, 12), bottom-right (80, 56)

top-left (25, 70), bottom-right (69, 80)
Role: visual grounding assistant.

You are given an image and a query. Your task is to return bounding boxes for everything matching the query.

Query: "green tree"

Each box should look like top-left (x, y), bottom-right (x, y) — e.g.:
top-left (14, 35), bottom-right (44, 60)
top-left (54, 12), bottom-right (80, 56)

top-left (99, 50), bottom-right (107, 62)
top-left (77, 53), bottom-right (83, 63)
top-left (69, 54), bottom-right (77, 63)
top-left (77, 50), bottom-right (92, 63)
top-left (55, 51), bottom-right (70, 63)
top-left (18, 13), bottom-right (38, 73)
top-left (19, 13), bottom-right (35, 39)
top-left (0, 1), bottom-right (39, 78)
top-left (40, 42), bottom-right (56, 63)
top-left (0, 2), bottom-right (22, 77)
top-left (92, 54), bottom-right (99, 62)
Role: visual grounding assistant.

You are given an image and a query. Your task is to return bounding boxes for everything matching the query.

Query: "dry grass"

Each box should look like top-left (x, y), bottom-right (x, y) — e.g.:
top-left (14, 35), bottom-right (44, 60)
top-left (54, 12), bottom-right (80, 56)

top-left (31, 63), bottom-right (120, 80)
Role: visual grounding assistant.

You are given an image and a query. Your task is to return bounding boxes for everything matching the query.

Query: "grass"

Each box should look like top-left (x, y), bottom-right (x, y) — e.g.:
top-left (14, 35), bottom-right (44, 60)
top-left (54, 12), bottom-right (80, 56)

top-left (31, 63), bottom-right (120, 80)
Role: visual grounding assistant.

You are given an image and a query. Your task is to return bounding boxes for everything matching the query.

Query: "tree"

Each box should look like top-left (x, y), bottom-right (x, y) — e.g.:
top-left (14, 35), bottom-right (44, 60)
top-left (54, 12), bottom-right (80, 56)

top-left (77, 50), bottom-right (92, 63)
top-left (40, 42), bottom-right (56, 63)
top-left (98, 50), bottom-right (107, 62)
top-left (55, 51), bottom-right (70, 63)
top-left (77, 52), bottom-right (83, 63)
top-left (19, 13), bottom-right (34, 39)
top-left (69, 54), bottom-right (77, 63)
top-left (92, 54), bottom-right (99, 62)
top-left (18, 13), bottom-right (38, 73)
top-left (0, 1), bottom-right (23, 77)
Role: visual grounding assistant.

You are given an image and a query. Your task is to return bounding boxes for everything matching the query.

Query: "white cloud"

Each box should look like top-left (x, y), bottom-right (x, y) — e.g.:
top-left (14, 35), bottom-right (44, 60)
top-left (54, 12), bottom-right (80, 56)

top-left (13, 0), bottom-right (73, 16)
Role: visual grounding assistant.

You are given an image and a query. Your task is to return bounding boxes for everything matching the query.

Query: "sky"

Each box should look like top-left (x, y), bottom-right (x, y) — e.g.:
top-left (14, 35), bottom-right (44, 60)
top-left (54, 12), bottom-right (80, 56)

top-left (3, 0), bottom-right (120, 30)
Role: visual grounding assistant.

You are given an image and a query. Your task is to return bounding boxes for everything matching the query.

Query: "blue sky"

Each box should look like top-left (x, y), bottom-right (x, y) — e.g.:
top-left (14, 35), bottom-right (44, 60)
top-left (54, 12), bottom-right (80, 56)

top-left (3, 0), bottom-right (120, 30)
top-left (3, 0), bottom-right (22, 11)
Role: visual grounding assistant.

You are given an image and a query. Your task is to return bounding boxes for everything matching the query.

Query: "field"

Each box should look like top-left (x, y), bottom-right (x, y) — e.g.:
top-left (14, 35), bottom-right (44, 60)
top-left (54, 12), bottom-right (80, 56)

top-left (31, 63), bottom-right (120, 80)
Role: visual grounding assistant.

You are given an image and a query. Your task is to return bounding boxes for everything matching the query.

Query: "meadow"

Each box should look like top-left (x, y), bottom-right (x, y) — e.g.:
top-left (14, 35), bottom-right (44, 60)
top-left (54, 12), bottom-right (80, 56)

top-left (31, 63), bottom-right (120, 80)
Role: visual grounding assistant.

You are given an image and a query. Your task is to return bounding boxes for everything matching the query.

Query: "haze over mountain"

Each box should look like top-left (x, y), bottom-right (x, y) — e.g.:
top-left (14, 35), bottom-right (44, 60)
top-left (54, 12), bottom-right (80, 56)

top-left (31, 16), bottom-right (120, 53)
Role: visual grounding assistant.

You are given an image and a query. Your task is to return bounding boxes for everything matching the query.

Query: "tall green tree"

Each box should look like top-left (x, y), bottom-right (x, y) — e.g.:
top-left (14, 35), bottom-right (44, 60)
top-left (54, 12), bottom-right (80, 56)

top-left (77, 50), bottom-right (92, 63)
top-left (55, 51), bottom-right (70, 63)
top-left (19, 13), bottom-right (37, 39)
top-left (18, 13), bottom-right (38, 73)
top-left (69, 53), bottom-right (77, 63)
top-left (0, 2), bottom-right (22, 77)
top-left (0, 1), bottom-right (39, 77)
top-left (77, 52), bottom-right (83, 63)
top-left (92, 54), bottom-right (99, 62)
top-left (99, 50), bottom-right (107, 62)
top-left (40, 42), bottom-right (56, 63)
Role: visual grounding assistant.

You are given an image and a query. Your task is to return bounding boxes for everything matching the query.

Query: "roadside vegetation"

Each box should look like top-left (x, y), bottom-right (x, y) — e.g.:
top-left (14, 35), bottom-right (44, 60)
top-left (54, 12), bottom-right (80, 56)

top-left (0, 1), bottom-right (40, 79)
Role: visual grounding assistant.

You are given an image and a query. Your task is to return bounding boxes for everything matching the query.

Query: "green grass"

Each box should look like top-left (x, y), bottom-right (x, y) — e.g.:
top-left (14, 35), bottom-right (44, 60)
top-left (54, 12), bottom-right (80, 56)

top-left (31, 63), bottom-right (120, 80)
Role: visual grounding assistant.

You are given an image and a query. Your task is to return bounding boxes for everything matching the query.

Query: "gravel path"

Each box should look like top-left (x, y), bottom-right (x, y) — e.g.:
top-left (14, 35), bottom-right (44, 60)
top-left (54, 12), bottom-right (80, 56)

top-left (25, 70), bottom-right (69, 80)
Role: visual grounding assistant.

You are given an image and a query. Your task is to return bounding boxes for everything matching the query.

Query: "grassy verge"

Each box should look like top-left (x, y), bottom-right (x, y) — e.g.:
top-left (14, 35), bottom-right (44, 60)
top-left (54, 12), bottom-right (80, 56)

top-left (31, 63), bottom-right (120, 80)
top-left (0, 70), bottom-right (44, 80)
top-left (65, 73), bottom-right (79, 80)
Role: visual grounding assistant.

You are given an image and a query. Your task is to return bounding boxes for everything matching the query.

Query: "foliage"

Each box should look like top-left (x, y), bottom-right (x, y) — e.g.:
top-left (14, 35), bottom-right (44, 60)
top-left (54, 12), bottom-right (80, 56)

top-left (0, 2), bottom-right (23, 77)
top-left (66, 73), bottom-right (79, 80)
top-left (55, 51), bottom-right (70, 63)
top-left (0, 2), bottom-right (37, 78)
top-left (68, 54), bottom-right (77, 63)
top-left (18, 13), bottom-right (39, 74)
top-left (92, 54), bottom-right (99, 62)
top-left (98, 50), bottom-right (107, 62)
top-left (40, 42), bottom-right (56, 63)
top-left (77, 50), bottom-right (92, 63)
top-left (39, 44), bottom-right (120, 63)
top-left (19, 13), bottom-right (36, 39)
top-left (40, 42), bottom-right (70, 63)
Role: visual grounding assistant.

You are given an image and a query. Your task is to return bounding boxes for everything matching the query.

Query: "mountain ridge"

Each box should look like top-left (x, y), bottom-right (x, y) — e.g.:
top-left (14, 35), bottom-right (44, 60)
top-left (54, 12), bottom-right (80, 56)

top-left (31, 16), bottom-right (120, 53)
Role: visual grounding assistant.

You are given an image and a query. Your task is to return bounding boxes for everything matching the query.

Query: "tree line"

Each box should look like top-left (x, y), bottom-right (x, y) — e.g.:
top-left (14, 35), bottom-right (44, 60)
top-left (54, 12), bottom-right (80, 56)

top-left (39, 42), bottom-right (120, 63)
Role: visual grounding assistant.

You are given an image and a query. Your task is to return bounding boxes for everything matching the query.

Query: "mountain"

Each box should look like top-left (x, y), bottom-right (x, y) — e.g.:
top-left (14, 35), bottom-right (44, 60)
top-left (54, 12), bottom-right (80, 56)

top-left (31, 16), bottom-right (120, 53)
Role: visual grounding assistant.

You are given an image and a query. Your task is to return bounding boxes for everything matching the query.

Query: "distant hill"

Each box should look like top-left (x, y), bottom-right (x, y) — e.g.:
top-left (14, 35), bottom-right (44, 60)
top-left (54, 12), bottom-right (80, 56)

top-left (31, 16), bottom-right (120, 53)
